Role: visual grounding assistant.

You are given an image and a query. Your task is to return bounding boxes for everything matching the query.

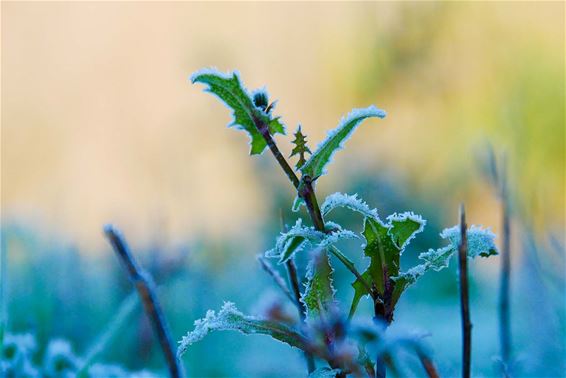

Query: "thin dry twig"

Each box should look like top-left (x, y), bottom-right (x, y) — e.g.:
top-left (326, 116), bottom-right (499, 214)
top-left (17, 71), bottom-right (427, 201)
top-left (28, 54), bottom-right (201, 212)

top-left (458, 205), bottom-right (471, 378)
top-left (257, 255), bottom-right (295, 305)
top-left (499, 158), bottom-right (512, 376)
top-left (104, 225), bottom-right (183, 378)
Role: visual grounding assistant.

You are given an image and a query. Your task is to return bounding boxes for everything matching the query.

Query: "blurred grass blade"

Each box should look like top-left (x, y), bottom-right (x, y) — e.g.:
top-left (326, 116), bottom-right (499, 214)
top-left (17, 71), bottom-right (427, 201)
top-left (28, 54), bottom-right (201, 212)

top-left (77, 291), bottom-right (139, 377)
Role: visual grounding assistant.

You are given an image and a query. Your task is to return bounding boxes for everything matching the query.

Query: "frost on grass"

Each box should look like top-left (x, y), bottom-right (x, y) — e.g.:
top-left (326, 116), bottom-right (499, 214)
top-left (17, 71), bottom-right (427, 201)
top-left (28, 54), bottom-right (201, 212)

top-left (300, 106), bottom-right (386, 179)
top-left (191, 68), bottom-right (285, 155)
top-left (321, 192), bottom-right (380, 221)
top-left (177, 302), bottom-right (307, 358)
top-left (393, 225), bottom-right (498, 291)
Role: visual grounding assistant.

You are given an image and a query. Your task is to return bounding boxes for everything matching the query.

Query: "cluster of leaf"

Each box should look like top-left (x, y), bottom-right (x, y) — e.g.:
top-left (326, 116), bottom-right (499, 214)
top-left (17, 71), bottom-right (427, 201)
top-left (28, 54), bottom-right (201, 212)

top-left (1, 332), bottom-right (157, 378)
top-left (179, 68), bottom-right (498, 375)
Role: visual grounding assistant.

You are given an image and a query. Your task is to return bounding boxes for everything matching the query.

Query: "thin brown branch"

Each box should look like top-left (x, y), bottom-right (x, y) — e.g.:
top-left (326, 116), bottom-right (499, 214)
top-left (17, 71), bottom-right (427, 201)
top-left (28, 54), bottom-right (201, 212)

top-left (458, 205), bottom-right (471, 378)
top-left (104, 225), bottom-right (183, 378)
top-left (417, 351), bottom-right (441, 378)
top-left (257, 255), bottom-right (296, 305)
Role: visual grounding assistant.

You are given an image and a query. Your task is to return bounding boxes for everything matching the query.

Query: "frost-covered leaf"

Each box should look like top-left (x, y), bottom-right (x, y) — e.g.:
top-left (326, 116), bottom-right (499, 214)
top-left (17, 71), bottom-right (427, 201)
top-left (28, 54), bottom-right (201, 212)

top-left (392, 225), bottom-right (498, 301)
top-left (266, 219), bottom-right (357, 264)
top-left (301, 251), bottom-right (336, 318)
top-left (292, 196), bottom-right (306, 212)
top-left (191, 69), bottom-right (285, 155)
top-left (265, 219), bottom-right (324, 264)
top-left (321, 192), bottom-right (380, 220)
top-left (177, 302), bottom-right (307, 357)
top-left (290, 126), bottom-right (312, 169)
top-left (300, 106), bottom-right (386, 179)
top-left (308, 367), bottom-right (343, 378)
top-left (440, 225), bottom-right (498, 258)
top-left (42, 339), bottom-right (80, 376)
top-left (350, 217), bottom-right (400, 317)
top-left (386, 212), bottom-right (426, 250)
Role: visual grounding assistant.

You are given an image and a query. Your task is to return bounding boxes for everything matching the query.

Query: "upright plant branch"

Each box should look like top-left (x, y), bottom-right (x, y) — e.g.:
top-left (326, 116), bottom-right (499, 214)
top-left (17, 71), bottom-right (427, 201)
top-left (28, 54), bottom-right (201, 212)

top-left (286, 258), bottom-right (316, 373)
top-left (104, 225), bottom-right (183, 378)
top-left (458, 205), bottom-right (471, 378)
top-left (185, 70), bottom-right (499, 378)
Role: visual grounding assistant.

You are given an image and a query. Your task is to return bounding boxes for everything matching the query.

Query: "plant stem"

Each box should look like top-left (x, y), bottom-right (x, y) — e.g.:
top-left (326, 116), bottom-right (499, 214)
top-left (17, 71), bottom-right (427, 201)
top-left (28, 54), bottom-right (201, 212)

top-left (255, 116), bottom-right (300, 189)
top-left (499, 162), bottom-right (511, 376)
top-left (458, 205), bottom-right (471, 378)
top-left (257, 255), bottom-right (296, 305)
top-left (104, 225), bottom-right (183, 378)
top-left (286, 258), bottom-right (316, 373)
top-left (416, 351), bottom-right (440, 378)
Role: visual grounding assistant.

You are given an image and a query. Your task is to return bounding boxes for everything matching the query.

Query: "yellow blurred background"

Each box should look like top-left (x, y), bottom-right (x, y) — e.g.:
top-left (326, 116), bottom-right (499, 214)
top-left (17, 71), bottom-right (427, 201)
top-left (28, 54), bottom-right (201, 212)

top-left (2, 1), bottom-right (564, 252)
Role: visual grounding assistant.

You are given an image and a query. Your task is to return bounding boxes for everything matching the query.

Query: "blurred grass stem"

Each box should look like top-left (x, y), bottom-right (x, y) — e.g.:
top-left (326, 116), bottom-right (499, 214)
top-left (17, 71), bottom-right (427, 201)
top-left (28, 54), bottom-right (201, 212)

top-left (104, 225), bottom-right (183, 378)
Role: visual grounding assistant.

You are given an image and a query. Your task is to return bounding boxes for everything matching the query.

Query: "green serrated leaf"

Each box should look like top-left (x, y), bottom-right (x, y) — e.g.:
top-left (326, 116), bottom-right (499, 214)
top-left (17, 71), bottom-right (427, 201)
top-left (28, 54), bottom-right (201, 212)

top-left (300, 106), bottom-right (386, 179)
top-left (321, 192), bottom-right (380, 220)
top-left (350, 217), bottom-right (400, 317)
top-left (191, 69), bottom-right (285, 155)
top-left (301, 251), bottom-right (336, 318)
top-left (290, 126), bottom-right (312, 169)
top-left (386, 212), bottom-right (426, 250)
top-left (177, 302), bottom-right (307, 357)
top-left (391, 225), bottom-right (498, 305)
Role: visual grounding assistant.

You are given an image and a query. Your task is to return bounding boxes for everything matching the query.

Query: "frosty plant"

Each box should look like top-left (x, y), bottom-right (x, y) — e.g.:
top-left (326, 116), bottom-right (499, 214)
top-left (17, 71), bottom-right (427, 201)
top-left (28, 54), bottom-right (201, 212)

top-left (178, 69), bottom-right (498, 377)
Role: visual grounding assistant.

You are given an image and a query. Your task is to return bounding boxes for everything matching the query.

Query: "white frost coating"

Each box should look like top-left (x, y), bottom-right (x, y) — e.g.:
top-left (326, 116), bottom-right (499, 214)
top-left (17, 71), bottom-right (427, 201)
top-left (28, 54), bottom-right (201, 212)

top-left (321, 192), bottom-right (380, 220)
top-left (386, 211), bottom-right (427, 250)
top-left (292, 196), bottom-right (306, 212)
top-left (264, 218), bottom-right (325, 263)
top-left (308, 368), bottom-right (343, 378)
top-left (178, 302), bottom-right (245, 357)
top-left (302, 106), bottom-right (386, 177)
top-left (318, 228), bottom-right (359, 249)
top-left (189, 67), bottom-right (239, 84)
top-left (393, 225), bottom-right (497, 287)
top-left (440, 225), bottom-right (498, 257)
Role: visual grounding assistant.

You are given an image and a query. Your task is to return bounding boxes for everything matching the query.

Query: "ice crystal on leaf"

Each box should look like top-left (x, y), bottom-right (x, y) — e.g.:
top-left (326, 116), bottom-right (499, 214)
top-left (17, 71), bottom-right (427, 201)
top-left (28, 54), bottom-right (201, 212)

top-left (191, 68), bottom-right (285, 155)
top-left (177, 302), bottom-right (307, 358)
top-left (300, 106), bottom-right (386, 180)
top-left (392, 225), bottom-right (498, 296)
top-left (321, 192), bottom-right (381, 221)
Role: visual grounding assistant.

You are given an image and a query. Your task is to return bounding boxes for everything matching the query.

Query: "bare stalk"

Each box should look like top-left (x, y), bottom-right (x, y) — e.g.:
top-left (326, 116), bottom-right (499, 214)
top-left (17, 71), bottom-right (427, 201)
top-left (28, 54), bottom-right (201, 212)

top-left (417, 352), bottom-right (441, 378)
top-left (458, 205), bottom-right (471, 378)
top-left (498, 160), bottom-right (511, 375)
top-left (257, 255), bottom-right (295, 305)
top-left (104, 225), bottom-right (183, 378)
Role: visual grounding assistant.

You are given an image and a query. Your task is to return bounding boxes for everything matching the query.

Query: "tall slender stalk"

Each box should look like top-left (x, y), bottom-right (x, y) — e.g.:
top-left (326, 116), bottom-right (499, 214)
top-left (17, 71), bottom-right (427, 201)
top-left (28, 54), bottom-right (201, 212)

top-left (104, 225), bottom-right (183, 378)
top-left (458, 205), bottom-right (471, 378)
top-left (499, 160), bottom-right (511, 376)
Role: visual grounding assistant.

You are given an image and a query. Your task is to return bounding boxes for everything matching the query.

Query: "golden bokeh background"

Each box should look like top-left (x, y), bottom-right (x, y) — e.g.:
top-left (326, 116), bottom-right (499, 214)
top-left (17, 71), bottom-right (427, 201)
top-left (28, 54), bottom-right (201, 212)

top-left (2, 2), bottom-right (564, 252)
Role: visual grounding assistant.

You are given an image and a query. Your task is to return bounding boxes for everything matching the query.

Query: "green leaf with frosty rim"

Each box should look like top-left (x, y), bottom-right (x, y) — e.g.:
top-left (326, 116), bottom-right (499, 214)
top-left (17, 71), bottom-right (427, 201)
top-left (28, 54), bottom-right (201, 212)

top-left (191, 69), bottom-right (285, 155)
top-left (265, 219), bottom-right (358, 264)
top-left (301, 250), bottom-right (336, 318)
top-left (177, 302), bottom-right (307, 358)
top-left (392, 225), bottom-right (498, 303)
top-left (349, 212), bottom-right (425, 317)
top-left (300, 106), bottom-right (386, 179)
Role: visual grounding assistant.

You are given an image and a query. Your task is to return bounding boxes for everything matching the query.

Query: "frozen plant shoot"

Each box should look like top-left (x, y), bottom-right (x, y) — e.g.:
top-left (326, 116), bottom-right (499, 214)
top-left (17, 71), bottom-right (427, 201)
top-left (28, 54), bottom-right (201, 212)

top-left (178, 69), bottom-right (498, 377)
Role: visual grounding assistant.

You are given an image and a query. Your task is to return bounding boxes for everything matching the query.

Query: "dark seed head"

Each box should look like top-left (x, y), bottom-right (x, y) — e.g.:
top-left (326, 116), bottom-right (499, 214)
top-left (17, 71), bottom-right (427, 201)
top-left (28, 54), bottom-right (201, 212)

top-left (253, 91), bottom-right (269, 111)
